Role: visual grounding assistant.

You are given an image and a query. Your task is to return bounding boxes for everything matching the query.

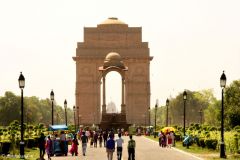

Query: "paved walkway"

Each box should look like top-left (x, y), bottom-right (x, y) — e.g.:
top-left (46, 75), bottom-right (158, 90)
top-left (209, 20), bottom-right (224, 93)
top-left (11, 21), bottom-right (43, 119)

top-left (47, 135), bottom-right (202, 160)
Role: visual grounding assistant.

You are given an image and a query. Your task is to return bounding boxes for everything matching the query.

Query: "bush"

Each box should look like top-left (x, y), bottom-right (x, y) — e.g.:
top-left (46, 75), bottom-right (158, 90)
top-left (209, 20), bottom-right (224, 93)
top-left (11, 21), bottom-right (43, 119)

top-left (210, 127), bottom-right (217, 131)
top-left (128, 126), bottom-right (136, 135)
top-left (194, 123), bottom-right (200, 130)
top-left (193, 136), bottom-right (200, 146)
top-left (175, 134), bottom-right (181, 141)
top-left (205, 139), bottom-right (218, 150)
top-left (199, 138), bottom-right (205, 148)
top-left (1, 142), bottom-right (11, 155)
top-left (202, 126), bottom-right (208, 131)
top-left (234, 125), bottom-right (240, 131)
top-left (234, 134), bottom-right (239, 152)
top-left (27, 138), bottom-right (36, 148)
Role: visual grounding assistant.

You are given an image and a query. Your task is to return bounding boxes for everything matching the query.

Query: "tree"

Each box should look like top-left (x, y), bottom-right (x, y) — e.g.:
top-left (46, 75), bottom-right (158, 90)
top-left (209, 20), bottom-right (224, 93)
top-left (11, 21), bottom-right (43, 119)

top-left (0, 91), bottom-right (74, 126)
top-left (225, 80), bottom-right (240, 128)
top-left (0, 92), bottom-right (20, 125)
top-left (204, 100), bottom-right (221, 126)
top-left (25, 96), bottom-right (42, 124)
top-left (161, 89), bottom-right (216, 126)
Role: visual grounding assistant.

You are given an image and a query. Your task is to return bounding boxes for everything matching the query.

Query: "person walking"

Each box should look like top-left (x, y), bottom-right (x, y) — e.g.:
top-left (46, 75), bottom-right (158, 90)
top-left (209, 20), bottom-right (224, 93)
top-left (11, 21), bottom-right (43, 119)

top-left (59, 131), bottom-right (66, 155)
top-left (94, 131), bottom-right (98, 148)
top-left (128, 135), bottom-right (136, 160)
top-left (90, 136), bottom-right (94, 148)
top-left (161, 133), bottom-right (166, 147)
top-left (69, 134), bottom-right (79, 156)
top-left (115, 133), bottom-right (124, 160)
top-left (158, 131), bottom-right (163, 147)
top-left (99, 133), bottom-right (103, 148)
top-left (81, 132), bottom-right (88, 156)
top-left (45, 135), bottom-right (52, 160)
top-left (38, 133), bottom-right (46, 160)
top-left (106, 134), bottom-right (115, 160)
top-left (167, 131), bottom-right (174, 148)
top-left (103, 131), bottom-right (108, 147)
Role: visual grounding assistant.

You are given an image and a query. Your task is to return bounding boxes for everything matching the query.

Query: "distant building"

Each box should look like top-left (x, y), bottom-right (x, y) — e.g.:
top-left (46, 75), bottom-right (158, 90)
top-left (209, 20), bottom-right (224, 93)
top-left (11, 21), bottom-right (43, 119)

top-left (106, 101), bottom-right (117, 113)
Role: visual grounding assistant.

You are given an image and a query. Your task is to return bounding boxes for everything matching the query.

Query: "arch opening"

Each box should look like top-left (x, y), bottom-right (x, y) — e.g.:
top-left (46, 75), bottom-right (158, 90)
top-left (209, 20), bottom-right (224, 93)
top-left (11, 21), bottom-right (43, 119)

top-left (101, 71), bottom-right (122, 113)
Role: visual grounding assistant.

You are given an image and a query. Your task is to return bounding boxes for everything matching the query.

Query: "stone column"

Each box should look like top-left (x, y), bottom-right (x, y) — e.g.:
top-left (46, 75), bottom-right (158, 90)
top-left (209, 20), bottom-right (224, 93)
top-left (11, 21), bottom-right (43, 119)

top-left (102, 77), bottom-right (106, 114)
top-left (122, 78), bottom-right (124, 104)
top-left (121, 78), bottom-right (126, 114)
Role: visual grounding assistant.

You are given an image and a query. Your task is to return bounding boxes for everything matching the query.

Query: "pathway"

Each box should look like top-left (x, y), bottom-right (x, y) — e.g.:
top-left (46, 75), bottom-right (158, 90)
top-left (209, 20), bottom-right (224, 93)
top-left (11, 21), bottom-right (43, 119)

top-left (47, 135), bottom-right (202, 160)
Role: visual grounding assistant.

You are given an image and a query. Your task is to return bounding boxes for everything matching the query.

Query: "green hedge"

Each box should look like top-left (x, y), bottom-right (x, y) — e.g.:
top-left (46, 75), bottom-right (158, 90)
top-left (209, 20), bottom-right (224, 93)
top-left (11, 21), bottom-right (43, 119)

top-left (205, 139), bottom-right (218, 150)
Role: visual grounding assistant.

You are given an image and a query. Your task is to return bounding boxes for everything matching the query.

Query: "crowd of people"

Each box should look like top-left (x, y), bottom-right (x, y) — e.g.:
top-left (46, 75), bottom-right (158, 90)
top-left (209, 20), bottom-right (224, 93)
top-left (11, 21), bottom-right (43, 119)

top-left (158, 131), bottom-right (175, 148)
top-left (37, 128), bottom-right (175, 160)
top-left (37, 128), bottom-right (136, 160)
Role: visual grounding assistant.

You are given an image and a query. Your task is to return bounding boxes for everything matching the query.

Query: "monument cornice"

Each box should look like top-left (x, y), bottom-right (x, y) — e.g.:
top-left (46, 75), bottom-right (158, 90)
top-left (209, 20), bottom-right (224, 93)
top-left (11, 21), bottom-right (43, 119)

top-left (73, 56), bottom-right (153, 61)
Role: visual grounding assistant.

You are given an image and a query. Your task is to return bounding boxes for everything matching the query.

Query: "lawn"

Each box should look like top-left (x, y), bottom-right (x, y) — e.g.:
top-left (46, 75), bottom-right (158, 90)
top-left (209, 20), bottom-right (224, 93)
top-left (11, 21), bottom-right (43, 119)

top-left (0, 148), bottom-right (39, 160)
top-left (146, 136), bottom-right (240, 160)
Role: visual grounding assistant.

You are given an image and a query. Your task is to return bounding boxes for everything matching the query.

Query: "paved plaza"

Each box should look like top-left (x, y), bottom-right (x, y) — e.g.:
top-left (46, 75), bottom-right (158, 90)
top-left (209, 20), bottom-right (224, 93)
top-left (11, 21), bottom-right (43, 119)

top-left (47, 135), bottom-right (202, 160)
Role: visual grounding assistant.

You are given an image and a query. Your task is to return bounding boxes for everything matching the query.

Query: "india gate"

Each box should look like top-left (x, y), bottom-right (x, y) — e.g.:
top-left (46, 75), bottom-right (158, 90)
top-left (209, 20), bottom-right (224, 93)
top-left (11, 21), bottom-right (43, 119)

top-left (73, 17), bottom-right (152, 129)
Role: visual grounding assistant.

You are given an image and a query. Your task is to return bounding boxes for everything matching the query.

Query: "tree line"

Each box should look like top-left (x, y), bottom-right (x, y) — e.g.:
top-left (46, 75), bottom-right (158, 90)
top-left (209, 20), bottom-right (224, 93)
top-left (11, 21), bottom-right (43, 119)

top-left (0, 91), bottom-right (74, 126)
top-left (0, 79), bottom-right (239, 128)
top-left (151, 80), bottom-right (240, 129)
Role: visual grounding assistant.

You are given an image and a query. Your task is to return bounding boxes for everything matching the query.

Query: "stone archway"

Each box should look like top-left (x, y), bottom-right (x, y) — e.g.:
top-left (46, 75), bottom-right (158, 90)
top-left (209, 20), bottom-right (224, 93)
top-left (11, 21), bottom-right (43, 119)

top-left (98, 52), bottom-right (129, 129)
top-left (73, 17), bottom-right (152, 128)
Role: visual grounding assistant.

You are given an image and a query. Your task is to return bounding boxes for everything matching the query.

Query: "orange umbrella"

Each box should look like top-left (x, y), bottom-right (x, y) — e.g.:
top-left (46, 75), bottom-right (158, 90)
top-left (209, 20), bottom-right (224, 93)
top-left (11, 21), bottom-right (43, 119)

top-left (161, 127), bottom-right (175, 133)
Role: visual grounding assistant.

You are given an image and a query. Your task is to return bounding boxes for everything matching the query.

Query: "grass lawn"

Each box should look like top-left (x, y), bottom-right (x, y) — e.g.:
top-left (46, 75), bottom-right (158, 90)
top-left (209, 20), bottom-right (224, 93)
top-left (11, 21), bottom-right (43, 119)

top-left (145, 136), bottom-right (240, 160)
top-left (0, 148), bottom-right (39, 160)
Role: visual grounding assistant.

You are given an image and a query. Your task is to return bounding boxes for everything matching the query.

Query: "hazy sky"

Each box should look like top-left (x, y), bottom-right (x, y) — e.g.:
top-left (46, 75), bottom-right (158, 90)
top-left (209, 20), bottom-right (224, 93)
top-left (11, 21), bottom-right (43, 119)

top-left (0, 0), bottom-right (239, 110)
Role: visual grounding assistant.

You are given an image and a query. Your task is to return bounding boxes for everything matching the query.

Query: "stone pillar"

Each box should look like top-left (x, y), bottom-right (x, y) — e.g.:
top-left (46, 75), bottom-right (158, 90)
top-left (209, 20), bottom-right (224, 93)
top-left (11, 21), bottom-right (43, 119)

top-left (102, 77), bottom-right (106, 114)
top-left (122, 78), bottom-right (124, 104)
top-left (121, 78), bottom-right (126, 114)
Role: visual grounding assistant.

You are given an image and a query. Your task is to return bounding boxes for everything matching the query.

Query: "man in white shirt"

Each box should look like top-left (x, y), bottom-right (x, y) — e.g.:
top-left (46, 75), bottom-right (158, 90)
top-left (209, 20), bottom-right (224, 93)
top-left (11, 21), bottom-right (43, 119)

top-left (115, 133), bottom-right (124, 160)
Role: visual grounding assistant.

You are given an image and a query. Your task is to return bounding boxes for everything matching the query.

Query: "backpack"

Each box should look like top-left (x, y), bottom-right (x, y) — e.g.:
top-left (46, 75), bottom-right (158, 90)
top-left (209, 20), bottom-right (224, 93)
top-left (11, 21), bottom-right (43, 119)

top-left (128, 140), bottom-right (135, 148)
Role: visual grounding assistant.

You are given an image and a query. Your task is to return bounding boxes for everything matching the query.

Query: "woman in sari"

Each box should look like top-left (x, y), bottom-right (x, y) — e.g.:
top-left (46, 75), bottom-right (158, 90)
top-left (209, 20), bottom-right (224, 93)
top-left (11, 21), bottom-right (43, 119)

top-left (69, 134), bottom-right (79, 156)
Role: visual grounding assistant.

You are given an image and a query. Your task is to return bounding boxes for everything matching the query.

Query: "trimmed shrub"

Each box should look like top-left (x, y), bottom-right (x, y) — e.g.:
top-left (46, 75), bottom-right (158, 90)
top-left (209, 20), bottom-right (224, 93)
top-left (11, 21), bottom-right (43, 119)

top-left (205, 139), bottom-right (218, 150)
top-left (27, 138), bottom-right (36, 148)
top-left (199, 138), bottom-right (205, 148)
top-left (2, 142), bottom-right (11, 155)
top-left (175, 134), bottom-right (181, 141)
top-left (194, 124), bottom-right (200, 130)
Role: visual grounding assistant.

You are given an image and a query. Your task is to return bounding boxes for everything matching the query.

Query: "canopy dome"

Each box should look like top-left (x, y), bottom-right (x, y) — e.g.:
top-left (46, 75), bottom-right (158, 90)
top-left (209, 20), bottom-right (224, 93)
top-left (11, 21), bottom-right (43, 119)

top-left (99, 17), bottom-right (127, 25)
top-left (103, 52), bottom-right (125, 69)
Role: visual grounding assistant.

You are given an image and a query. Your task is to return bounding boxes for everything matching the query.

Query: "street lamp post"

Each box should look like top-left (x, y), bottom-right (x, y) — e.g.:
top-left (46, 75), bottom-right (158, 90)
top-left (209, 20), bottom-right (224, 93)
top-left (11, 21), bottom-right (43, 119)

top-left (220, 71), bottom-right (226, 158)
top-left (64, 100), bottom-right (67, 126)
top-left (18, 72), bottom-right (25, 159)
top-left (166, 98), bottom-right (169, 127)
top-left (154, 99), bottom-right (158, 138)
top-left (73, 106), bottom-right (76, 132)
top-left (50, 90), bottom-right (54, 125)
top-left (183, 90), bottom-right (187, 136)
